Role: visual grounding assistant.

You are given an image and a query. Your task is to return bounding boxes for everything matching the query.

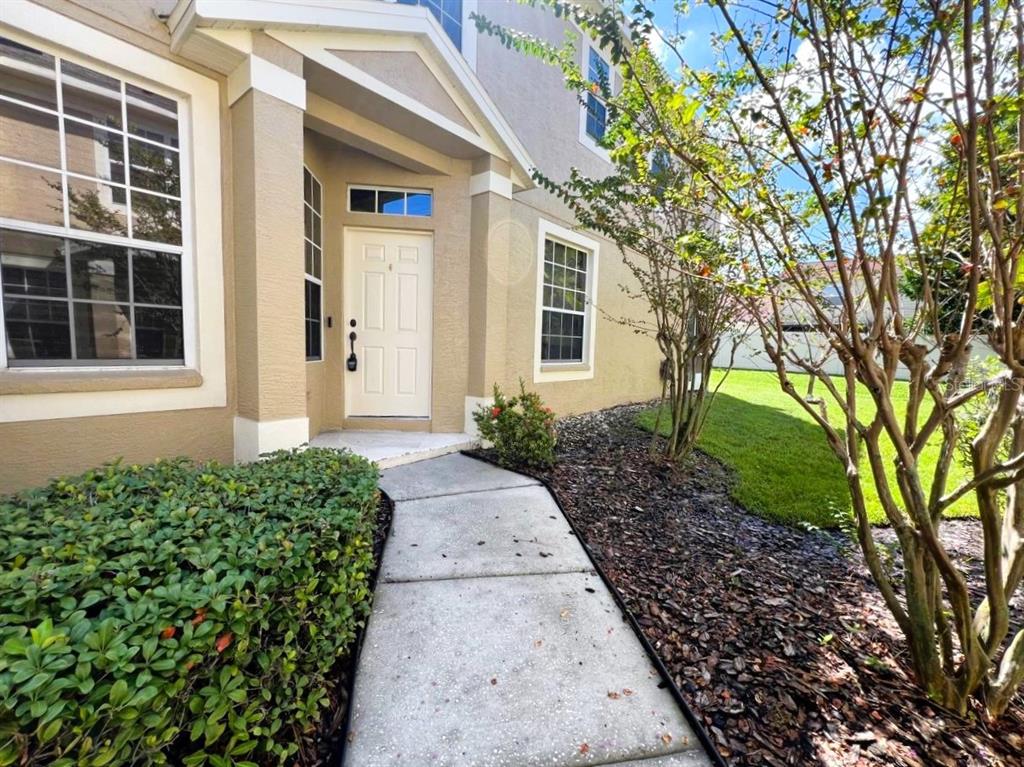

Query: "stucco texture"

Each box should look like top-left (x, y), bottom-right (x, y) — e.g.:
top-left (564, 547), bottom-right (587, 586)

top-left (474, 1), bottom-right (615, 220)
top-left (302, 129), bottom-right (473, 434)
top-left (232, 88), bottom-right (307, 423)
top-left (0, 407), bottom-right (233, 494)
top-left (500, 202), bottom-right (661, 415)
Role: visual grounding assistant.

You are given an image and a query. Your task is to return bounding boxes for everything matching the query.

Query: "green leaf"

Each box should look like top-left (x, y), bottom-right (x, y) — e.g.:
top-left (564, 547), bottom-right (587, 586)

top-left (38, 718), bottom-right (62, 743)
top-left (109, 679), bottom-right (129, 706)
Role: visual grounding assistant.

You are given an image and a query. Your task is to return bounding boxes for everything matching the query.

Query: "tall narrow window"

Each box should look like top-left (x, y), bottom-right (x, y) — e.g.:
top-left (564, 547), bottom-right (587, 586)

top-left (303, 166), bottom-right (323, 361)
top-left (540, 237), bottom-right (590, 363)
top-left (585, 47), bottom-right (609, 142)
top-left (397, 0), bottom-right (463, 50)
top-left (0, 36), bottom-right (186, 366)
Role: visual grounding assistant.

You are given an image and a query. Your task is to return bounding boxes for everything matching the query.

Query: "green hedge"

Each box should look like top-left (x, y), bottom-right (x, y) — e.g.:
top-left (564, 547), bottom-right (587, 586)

top-left (0, 448), bottom-right (379, 767)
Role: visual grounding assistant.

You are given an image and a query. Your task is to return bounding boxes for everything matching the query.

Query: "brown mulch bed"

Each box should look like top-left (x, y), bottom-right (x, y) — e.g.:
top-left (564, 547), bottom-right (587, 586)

top-left (523, 403), bottom-right (1023, 767)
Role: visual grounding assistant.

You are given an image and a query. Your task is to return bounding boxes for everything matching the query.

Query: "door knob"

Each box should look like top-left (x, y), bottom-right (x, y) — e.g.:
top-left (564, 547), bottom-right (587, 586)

top-left (347, 331), bottom-right (358, 372)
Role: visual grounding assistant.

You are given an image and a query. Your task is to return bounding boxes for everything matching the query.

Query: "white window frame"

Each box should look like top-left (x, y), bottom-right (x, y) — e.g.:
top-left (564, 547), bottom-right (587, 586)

top-left (578, 41), bottom-right (611, 162)
top-left (303, 165), bottom-right (324, 363)
top-left (0, 1), bottom-right (227, 426)
top-left (346, 184), bottom-right (433, 217)
top-left (461, 0), bottom-right (478, 70)
top-left (533, 218), bottom-right (599, 383)
top-left (0, 34), bottom-right (193, 371)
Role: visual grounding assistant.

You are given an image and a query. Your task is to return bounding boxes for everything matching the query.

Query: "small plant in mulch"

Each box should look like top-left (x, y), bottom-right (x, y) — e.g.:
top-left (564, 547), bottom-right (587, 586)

top-left (474, 379), bottom-right (556, 469)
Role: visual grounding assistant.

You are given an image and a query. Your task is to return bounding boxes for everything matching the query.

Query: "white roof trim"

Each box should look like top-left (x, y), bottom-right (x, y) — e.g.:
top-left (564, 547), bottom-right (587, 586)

top-left (275, 32), bottom-right (496, 155)
top-left (167, 0), bottom-right (536, 189)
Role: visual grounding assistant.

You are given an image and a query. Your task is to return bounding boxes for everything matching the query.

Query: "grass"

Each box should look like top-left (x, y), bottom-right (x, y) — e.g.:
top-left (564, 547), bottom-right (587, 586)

top-left (637, 369), bottom-right (979, 528)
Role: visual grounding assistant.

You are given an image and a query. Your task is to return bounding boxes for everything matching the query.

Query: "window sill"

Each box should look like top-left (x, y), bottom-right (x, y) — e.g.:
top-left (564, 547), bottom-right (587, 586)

top-left (0, 368), bottom-right (203, 396)
top-left (540, 362), bottom-right (590, 374)
top-left (578, 133), bottom-right (611, 163)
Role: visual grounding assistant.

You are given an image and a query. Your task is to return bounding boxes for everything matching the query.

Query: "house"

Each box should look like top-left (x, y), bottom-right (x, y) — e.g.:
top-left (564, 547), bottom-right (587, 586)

top-left (0, 0), bottom-right (662, 493)
top-left (711, 258), bottom-right (999, 380)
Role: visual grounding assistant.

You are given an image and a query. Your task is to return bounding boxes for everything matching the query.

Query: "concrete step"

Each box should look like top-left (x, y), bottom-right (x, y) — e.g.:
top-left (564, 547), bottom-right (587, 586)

top-left (309, 430), bottom-right (478, 469)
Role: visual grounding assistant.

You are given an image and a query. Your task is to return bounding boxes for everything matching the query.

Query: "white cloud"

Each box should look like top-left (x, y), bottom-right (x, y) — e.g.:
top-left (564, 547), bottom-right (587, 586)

top-left (643, 23), bottom-right (669, 66)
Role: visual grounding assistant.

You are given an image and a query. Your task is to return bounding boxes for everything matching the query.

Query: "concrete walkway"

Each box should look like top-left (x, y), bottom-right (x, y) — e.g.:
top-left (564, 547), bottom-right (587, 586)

top-left (310, 430), bottom-right (476, 469)
top-left (343, 453), bottom-right (712, 767)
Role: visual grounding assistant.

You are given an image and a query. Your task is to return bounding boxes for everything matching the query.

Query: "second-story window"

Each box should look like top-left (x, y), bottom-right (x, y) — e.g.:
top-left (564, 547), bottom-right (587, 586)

top-left (398, 0), bottom-right (463, 50)
top-left (585, 46), bottom-right (609, 142)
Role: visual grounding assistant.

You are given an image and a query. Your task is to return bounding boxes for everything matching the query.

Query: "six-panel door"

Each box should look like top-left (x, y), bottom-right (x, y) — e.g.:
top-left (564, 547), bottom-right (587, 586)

top-left (343, 228), bottom-right (433, 418)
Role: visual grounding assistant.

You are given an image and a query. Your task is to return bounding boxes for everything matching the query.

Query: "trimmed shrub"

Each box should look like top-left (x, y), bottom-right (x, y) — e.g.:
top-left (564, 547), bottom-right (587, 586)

top-left (0, 448), bottom-right (379, 767)
top-left (474, 379), bottom-right (557, 469)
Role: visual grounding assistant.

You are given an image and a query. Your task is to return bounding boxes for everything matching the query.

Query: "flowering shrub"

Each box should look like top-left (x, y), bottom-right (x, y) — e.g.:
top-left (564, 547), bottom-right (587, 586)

top-left (0, 448), bottom-right (379, 766)
top-left (474, 380), bottom-right (556, 469)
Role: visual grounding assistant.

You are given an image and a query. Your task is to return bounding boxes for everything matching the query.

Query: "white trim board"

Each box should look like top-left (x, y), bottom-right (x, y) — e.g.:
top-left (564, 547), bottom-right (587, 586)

top-left (227, 55), bottom-right (306, 110)
top-left (276, 33), bottom-right (494, 156)
top-left (533, 218), bottom-right (600, 384)
top-left (464, 395), bottom-right (492, 437)
top-left (166, 0), bottom-right (535, 188)
top-left (234, 416), bottom-right (310, 463)
top-left (469, 171), bottom-right (512, 199)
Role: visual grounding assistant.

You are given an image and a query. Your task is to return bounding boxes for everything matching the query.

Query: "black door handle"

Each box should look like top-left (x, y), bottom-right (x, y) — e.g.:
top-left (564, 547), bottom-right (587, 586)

top-left (347, 331), bottom-right (357, 372)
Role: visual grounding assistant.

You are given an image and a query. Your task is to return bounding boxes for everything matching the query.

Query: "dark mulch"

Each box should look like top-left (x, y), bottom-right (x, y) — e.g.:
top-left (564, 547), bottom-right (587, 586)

top-left (518, 403), bottom-right (1023, 767)
top-left (308, 491), bottom-right (393, 766)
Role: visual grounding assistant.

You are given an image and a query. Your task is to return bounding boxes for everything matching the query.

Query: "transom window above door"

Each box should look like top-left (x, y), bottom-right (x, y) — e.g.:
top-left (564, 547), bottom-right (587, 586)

top-left (348, 186), bottom-right (433, 217)
top-left (0, 36), bottom-right (187, 367)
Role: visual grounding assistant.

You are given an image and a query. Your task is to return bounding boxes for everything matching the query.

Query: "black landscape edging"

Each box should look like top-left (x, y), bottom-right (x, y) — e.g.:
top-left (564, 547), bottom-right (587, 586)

top-left (462, 449), bottom-right (729, 767)
top-left (333, 488), bottom-right (395, 767)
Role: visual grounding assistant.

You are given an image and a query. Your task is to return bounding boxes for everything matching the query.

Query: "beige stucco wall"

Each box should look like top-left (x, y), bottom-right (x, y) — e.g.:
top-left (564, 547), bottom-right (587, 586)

top-left (0, 408), bottom-right (234, 494)
top-left (27, 0), bottom-right (222, 79)
top-left (472, 3), bottom-right (661, 413)
top-left (0, 0), bottom-right (238, 495)
top-left (496, 201), bottom-right (661, 415)
top-left (475, 1), bottom-right (615, 220)
top-left (330, 50), bottom-right (474, 132)
top-left (302, 129), bottom-right (472, 434)
top-left (1, 0), bottom-right (659, 499)
top-left (232, 87), bottom-right (307, 423)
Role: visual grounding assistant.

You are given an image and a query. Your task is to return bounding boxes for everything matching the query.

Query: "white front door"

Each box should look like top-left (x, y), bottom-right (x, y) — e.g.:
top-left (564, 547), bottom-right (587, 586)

top-left (343, 228), bottom-right (433, 417)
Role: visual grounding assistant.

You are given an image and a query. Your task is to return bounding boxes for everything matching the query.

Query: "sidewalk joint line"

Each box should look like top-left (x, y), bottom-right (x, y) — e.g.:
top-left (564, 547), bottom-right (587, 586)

top-left (380, 566), bottom-right (596, 585)
top-left (385, 480), bottom-right (541, 502)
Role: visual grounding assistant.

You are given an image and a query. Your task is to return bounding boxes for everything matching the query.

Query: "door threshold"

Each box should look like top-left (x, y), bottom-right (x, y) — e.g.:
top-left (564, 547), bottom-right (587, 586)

top-left (342, 416), bottom-right (432, 432)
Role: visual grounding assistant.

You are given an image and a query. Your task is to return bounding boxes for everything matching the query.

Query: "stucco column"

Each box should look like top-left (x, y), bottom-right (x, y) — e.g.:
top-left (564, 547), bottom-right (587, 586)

top-left (229, 41), bottom-right (309, 461)
top-left (467, 157), bottom-right (513, 427)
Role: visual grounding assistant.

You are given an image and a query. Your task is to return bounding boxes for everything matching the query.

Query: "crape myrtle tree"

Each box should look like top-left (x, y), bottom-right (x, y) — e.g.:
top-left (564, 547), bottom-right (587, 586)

top-left (902, 106), bottom-right (1019, 335)
top-left (476, 0), bottom-right (1024, 718)
top-left (474, 22), bottom-right (742, 463)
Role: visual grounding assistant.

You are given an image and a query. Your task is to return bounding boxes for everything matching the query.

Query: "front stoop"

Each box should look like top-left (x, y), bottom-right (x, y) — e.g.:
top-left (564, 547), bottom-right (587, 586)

top-left (341, 453), bottom-right (714, 767)
top-left (308, 430), bottom-right (477, 469)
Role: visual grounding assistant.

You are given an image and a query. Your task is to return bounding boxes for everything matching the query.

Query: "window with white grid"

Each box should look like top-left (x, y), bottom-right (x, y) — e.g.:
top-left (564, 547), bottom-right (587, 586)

top-left (303, 166), bottom-right (323, 362)
top-left (540, 237), bottom-right (590, 363)
top-left (0, 35), bottom-right (186, 366)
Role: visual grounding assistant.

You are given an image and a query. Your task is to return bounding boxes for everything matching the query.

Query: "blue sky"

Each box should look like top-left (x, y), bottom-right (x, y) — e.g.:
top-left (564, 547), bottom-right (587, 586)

top-left (642, 1), bottom-right (731, 72)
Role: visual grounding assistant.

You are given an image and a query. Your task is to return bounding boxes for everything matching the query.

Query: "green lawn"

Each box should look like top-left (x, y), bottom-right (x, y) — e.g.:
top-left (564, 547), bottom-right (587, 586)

top-left (637, 369), bottom-right (979, 528)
